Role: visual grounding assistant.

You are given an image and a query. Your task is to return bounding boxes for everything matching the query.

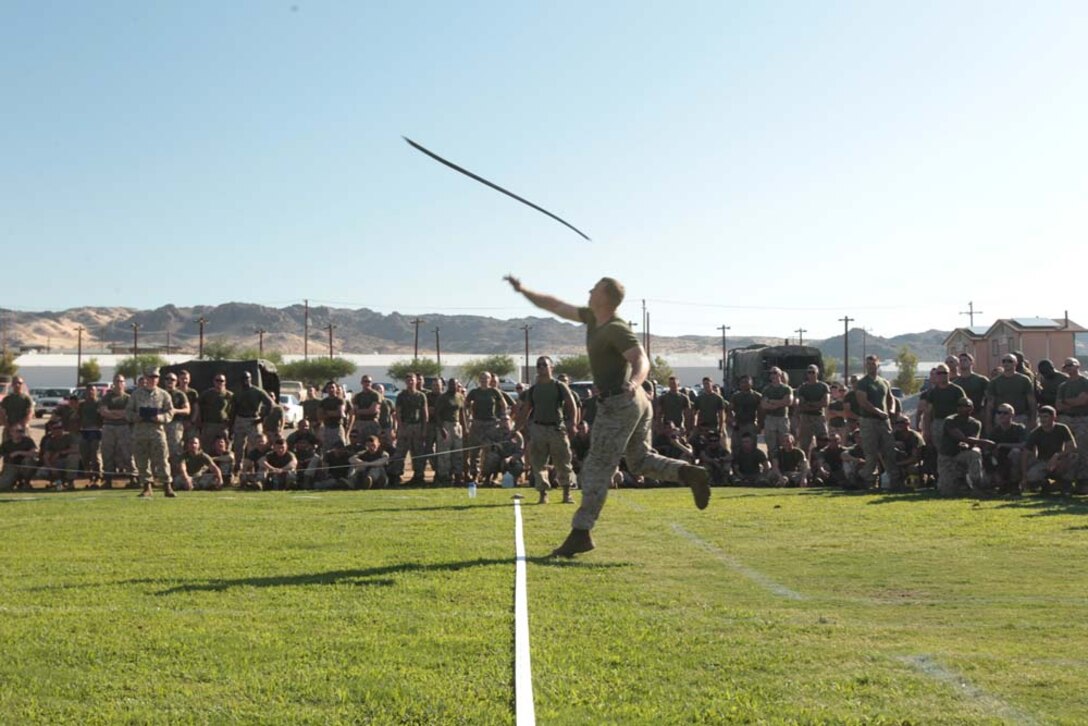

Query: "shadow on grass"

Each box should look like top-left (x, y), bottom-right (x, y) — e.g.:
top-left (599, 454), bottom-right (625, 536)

top-left (323, 502), bottom-right (513, 515)
top-left (993, 494), bottom-right (1088, 517)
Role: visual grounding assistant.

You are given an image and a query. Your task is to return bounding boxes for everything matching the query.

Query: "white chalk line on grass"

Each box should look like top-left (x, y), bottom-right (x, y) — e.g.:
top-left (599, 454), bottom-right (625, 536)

top-left (670, 523), bottom-right (807, 600)
top-left (899, 655), bottom-right (1038, 725)
top-left (512, 499), bottom-right (536, 726)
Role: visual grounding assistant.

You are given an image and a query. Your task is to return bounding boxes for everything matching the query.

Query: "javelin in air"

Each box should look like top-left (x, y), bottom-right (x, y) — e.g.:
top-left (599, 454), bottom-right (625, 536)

top-left (402, 136), bottom-right (591, 241)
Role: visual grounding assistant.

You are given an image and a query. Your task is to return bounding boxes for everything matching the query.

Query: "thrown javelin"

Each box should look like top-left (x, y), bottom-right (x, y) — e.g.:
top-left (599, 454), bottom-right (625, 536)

top-left (402, 136), bottom-right (591, 241)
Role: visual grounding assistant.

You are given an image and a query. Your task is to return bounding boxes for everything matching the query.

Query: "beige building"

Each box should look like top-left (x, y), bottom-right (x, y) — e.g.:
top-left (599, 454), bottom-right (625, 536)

top-left (944, 317), bottom-right (1085, 375)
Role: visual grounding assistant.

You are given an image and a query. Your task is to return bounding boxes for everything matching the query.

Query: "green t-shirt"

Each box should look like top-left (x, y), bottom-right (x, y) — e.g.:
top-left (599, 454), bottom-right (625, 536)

top-left (987, 373), bottom-right (1034, 415)
top-left (234, 386), bottom-right (272, 418)
top-left (578, 307), bottom-right (640, 393)
top-left (939, 413), bottom-right (982, 457)
top-left (1026, 423), bottom-right (1073, 460)
top-left (100, 390), bottom-right (131, 425)
top-left (169, 389), bottom-right (190, 418)
top-left (828, 400), bottom-right (846, 427)
top-left (761, 384), bottom-right (792, 418)
top-left (0, 393), bottom-right (32, 424)
top-left (528, 380), bottom-right (571, 426)
top-left (466, 388), bottom-right (504, 421)
top-left (775, 448), bottom-right (806, 473)
top-left (78, 399), bottom-right (103, 429)
top-left (435, 391), bottom-right (465, 423)
top-left (729, 390), bottom-right (762, 425)
top-left (198, 389), bottom-right (233, 424)
top-left (657, 390), bottom-right (690, 427)
top-left (1057, 375), bottom-right (1088, 416)
top-left (182, 451), bottom-right (216, 476)
top-left (396, 390), bottom-right (428, 424)
top-left (927, 383), bottom-right (967, 420)
top-left (953, 373), bottom-right (989, 412)
top-left (352, 389), bottom-right (381, 420)
top-left (855, 375), bottom-right (891, 419)
top-left (796, 382), bottom-right (830, 413)
top-left (41, 433), bottom-right (76, 457)
top-left (695, 391), bottom-right (726, 426)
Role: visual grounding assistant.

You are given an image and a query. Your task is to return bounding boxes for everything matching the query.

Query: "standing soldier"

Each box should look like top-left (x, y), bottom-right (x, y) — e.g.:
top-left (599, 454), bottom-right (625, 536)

top-left (465, 372), bottom-right (507, 482)
top-left (77, 384), bottom-right (104, 487)
top-left (655, 376), bottom-right (692, 433)
top-left (954, 353), bottom-right (990, 413)
top-left (301, 385), bottom-right (323, 435)
top-left (694, 376), bottom-right (728, 436)
top-left (1055, 357), bottom-right (1088, 492)
top-left (795, 365), bottom-right (830, 457)
top-left (0, 376), bottom-right (33, 442)
top-left (126, 367), bottom-right (174, 497)
top-left (519, 356), bottom-right (578, 504)
top-left (728, 375), bottom-right (762, 455)
top-left (506, 274), bottom-right (710, 557)
top-left (230, 371), bottom-right (273, 465)
top-left (319, 381), bottom-right (347, 450)
top-left (760, 367), bottom-right (793, 460)
top-left (99, 373), bottom-right (134, 488)
top-left (197, 373), bottom-right (233, 453)
top-left (433, 377), bottom-right (468, 485)
top-left (985, 354), bottom-right (1037, 433)
top-left (162, 371), bottom-right (190, 474)
top-left (392, 374), bottom-right (429, 484)
top-left (351, 376), bottom-right (382, 440)
top-left (423, 378), bottom-right (444, 478)
top-left (177, 369), bottom-right (200, 442)
top-left (854, 355), bottom-right (902, 491)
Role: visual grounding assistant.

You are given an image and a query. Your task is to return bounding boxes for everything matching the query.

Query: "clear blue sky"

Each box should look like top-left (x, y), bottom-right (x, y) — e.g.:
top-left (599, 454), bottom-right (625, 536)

top-left (3, 1), bottom-right (1086, 341)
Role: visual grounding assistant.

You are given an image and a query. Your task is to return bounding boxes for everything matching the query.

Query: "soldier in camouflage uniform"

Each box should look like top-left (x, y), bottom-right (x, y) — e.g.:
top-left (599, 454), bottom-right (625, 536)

top-left (1056, 357), bottom-right (1088, 492)
top-left (162, 372), bottom-right (190, 474)
top-left (519, 356), bottom-right (578, 504)
top-left (126, 367), bottom-right (174, 497)
top-left (99, 373), bottom-right (134, 487)
top-left (231, 371), bottom-right (273, 466)
top-left (506, 274), bottom-right (710, 557)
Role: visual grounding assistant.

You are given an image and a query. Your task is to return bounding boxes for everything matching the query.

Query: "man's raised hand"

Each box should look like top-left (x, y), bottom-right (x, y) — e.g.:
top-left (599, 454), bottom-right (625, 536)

top-left (503, 274), bottom-right (522, 292)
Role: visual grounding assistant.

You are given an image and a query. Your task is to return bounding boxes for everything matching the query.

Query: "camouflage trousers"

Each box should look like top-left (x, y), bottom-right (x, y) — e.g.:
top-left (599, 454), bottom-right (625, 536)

top-left (79, 430), bottom-right (102, 479)
top-left (859, 417), bottom-right (901, 486)
top-left (575, 392), bottom-right (685, 531)
top-left (132, 425), bottom-right (170, 487)
top-left (392, 422), bottom-right (427, 480)
top-left (434, 422), bottom-right (464, 479)
top-left (937, 448), bottom-right (983, 496)
top-left (797, 414), bottom-right (828, 454)
top-left (101, 425), bottom-right (133, 478)
top-left (1058, 414), bottom-right (1088, 480)
top-left (231, 419), bottom-right (263, 465)
top-left (166, 420), bottom-right (186, 467)
top-left (467, 420), bottom-right (502, 479)
top-left (528, 422), bottom-right (573, 492)
top-left (763, 415), bottom-right (790, 460)
top-left (36, 454), bottom-right (81, 484)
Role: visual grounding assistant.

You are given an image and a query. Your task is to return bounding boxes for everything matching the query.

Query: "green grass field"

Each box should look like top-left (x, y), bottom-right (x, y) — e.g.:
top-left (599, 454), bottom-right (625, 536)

top-left (0, 486), bottom-right (1085, 724)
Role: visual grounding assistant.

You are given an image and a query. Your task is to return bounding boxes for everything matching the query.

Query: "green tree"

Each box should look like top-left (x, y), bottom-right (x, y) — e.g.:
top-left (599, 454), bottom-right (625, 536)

top-left (0, 352), bottom-right (17, 377)
top-left (553, 354), bottom-right (592, 381)
top-left (460, 354), bottom-right (517, 384)
top-left (386, 358), bottom-right (442, 382)
top-left (894, 345), bottom-right (920, 395)
top-left (277, 358), bottom-right (357, 387)
top-left (78, 358), bottom-right (102, 385)
top-left (115, 354), bottom-right (169, 380)
top-left (823, 356), bottom-right (839, 381)
top-left (648, 355), bottom-right (675, 387)
top-left (202, 338), bottom-right (240, 360)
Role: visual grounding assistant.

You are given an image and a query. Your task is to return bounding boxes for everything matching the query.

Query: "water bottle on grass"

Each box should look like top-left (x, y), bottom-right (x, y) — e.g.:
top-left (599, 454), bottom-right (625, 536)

top-left (467, 480), bottom-right (477, 498)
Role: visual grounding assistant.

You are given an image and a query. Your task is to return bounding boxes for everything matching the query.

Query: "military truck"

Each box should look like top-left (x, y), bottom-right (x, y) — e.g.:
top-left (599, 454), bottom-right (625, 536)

top-left (724, 345), bottom-right (824, 395)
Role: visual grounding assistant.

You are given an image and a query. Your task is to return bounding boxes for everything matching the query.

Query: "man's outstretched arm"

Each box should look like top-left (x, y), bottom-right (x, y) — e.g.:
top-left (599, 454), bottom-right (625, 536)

top-left (504, 275), bottom-right (582, 323)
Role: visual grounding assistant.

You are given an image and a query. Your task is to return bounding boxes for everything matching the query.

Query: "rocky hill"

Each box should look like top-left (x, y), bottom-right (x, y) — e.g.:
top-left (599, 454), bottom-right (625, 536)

top-left (2, 304), bottom-right (956, 358)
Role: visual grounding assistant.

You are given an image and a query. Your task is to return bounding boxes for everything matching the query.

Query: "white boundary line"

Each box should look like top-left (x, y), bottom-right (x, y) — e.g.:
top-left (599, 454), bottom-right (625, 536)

top-left (899, 655), bottom-right (1038, 725)
top-left (513, 499), bottom-right (536, 726)
top-left (670, 523), bottom-right (807, 601)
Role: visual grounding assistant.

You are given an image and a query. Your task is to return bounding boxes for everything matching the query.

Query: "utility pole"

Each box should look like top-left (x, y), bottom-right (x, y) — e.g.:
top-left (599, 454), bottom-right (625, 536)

top-left (795, 327), bottom-right (807, 346)
top-left (165, 328), bottom-right (172, 355)
top-left (641, 299), bottom-right (648, 353)
top-left (75, 326), bottom-right (84, 387)
top-left (839, 316), bottom-right (854, 380)
top-left (433, 328), bottom-right (441, 369)
top-left (304, 299), bottom-right (309, 361)
top-left (324, 323), bottom-right (336, 359)
top-left (410, 317), bottom-right (424, 362)
top-left (959, 301), bottom-right (983, 327)
top-left (521, 325), bottom-right (532, 384)
top-left (718, 325), bottom-right (731, 387)
top-left (255, 328), bottom-right (266, 358)
top-left (196, 317), bottom-right (207, 359)
top-left (862, 327), bottom-right (873, 361)
top-left (131, 322), bottom-right (141, 357)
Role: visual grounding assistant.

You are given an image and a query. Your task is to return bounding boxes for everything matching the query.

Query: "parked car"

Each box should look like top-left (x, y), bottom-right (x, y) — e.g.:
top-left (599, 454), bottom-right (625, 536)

top-left (568, 381), bottom-right (594, 401)
top-left (31, 388), bottom-right (72, 418)
top-left (280, 380), bottom-right (306, 401)
top-left (279, 394), bottom-right (303, 428)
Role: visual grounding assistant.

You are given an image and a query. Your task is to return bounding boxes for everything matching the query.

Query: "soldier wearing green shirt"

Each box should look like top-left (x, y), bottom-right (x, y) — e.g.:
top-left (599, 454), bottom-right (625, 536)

top-left (433, 378), bottom-right (468, 484)
top-left (656, 376), bottom-right (692, 432)
top-left (760, 368), bottom-right (793, 460)
top-left (985, 355), bottom-right (1037, 432)
top-left (519, 356), bottom-right (578, 504)
top-left (0, 377), bottom-right (33, 442)
top-left (230, 371), bottom-right (274, 465)
top-left (506, 274), bottom-right (710, 558)
top-left (1056, 358), bottom-right (1088, 489)
top-left (795, 366), bottom-right (830, 456)
top-left (921, 363), bottom-right (967, 450)
top-left (77, 385), bottom-right (104, 486)
top-left (351, 376), bottom-right (382, 440)
top-left (854, 355), bottom-right (902, 490)
top-left (466, 372), bottom-right (507, 482)
top-left (694, 377), bottom-right (727, 434)
top-left (99, 374), bottom-right (134, 487)
top-left (729, 376), bottom-right (762, 454)
top-left (954, 353), bottom-right (990, 412)
top-left (392, 376), bottom-right (429, 484)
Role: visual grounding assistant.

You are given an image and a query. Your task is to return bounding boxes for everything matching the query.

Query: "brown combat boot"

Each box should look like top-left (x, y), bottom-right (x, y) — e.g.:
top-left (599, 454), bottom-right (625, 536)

top-left (549, 528), bottom-right (595, 558)
top-left (562, 486), bottom-right (575, 504)
top-left (538, 490), bottom-right (549, 504)
top-left (680, 465), bottom-right (711, 510)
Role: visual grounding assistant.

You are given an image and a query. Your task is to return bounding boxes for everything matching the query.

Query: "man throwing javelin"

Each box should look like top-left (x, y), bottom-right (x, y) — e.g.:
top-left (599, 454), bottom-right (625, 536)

top-left (505, 275), bottom-right (711, 557)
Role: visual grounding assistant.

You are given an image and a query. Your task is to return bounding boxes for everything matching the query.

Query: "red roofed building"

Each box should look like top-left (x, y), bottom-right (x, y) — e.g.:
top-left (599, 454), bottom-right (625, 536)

top-left (944, 316), bottom-right (1085, 375)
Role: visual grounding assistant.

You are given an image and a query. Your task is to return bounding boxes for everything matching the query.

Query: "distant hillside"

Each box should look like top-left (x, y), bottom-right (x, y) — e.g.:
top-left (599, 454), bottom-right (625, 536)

top-left (0, 304), bottom-right (960, 359)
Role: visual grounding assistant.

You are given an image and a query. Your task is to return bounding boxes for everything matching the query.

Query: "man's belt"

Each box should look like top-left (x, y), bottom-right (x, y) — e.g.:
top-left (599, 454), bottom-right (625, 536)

top-left (596, 386), bottom-right (626, 401)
